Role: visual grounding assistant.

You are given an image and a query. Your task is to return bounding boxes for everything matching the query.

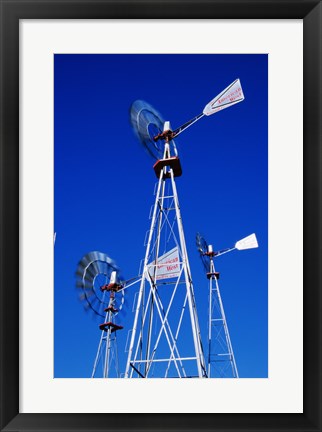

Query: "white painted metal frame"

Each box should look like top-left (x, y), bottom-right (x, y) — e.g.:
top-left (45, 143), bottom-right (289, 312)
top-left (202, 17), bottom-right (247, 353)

top-left (125, 141), bottom-right (206, 378)
top-left (92, 295), bottom-right (119, 378)
top-left (207, 255), bottom-right (238, 378)
top-left (91, 277), bottom-right (141, 378)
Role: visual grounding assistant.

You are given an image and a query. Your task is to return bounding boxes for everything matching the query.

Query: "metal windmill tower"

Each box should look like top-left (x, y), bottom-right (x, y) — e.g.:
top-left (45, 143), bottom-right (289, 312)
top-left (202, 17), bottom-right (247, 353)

top-left (76, 251), bottom-right (126, 378)
top-left (196, 233), bottom-right (258, 377)
top-left (125, 79), bottom-right (245, 378)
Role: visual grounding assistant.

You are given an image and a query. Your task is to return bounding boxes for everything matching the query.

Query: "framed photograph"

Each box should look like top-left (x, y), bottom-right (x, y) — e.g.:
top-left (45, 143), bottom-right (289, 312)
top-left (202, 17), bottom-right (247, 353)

top-left (54, 53), bottom-right (268, 383)
top-left (1, 1), bottom-right (321, 431)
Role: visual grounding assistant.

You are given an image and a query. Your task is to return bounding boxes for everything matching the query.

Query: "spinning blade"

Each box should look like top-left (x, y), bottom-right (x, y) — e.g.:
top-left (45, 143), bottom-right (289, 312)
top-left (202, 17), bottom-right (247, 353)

top-left (130, 100), bottom-right (165, 160)
top-left (76, 251), bottom-right (125, 318)
top-left (196, 232), bottom-right (210, 273)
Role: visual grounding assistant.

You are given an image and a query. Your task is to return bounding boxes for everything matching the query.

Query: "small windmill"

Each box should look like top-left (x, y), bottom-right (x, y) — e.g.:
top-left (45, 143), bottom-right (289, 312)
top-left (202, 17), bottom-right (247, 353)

top-left (76, 251), bottom-right (126, 378)
top-left (196, 233), bottom-right (258, 378)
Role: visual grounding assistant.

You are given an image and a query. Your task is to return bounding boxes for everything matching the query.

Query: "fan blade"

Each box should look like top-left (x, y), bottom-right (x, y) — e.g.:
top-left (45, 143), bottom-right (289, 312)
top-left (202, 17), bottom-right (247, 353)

top-left (76, 278), bottom-right (93, 291)
top-left (76, 280), bottom-right (84, 288)
top-left (196, 232), bottom-right (206, 249)
top-left (98, 251), bottom-right (118, 268)
top-left (84, 302), bottom-right (104, 319)
top-left (79, 291), bottom-right (95, 301)
top-left (196, 233), bottom-right (208, 254)
top-left (130, 100), bottom-right (165, 160)
top-left (196, 233), bottom-right (203, 251)
top-left (196, 232), bottom-right (211, 274)
top-left (80, 252), bottom-right (97, 268)
top-left (75, 269), bottom-right (93, 283)
top-left (84, 267), bottom-right (97, 280)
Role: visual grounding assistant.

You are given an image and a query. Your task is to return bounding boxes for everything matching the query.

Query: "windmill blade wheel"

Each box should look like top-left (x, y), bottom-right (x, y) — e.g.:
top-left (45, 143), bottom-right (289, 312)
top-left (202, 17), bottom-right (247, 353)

top-left (75, 251), bottom-right (124, 318)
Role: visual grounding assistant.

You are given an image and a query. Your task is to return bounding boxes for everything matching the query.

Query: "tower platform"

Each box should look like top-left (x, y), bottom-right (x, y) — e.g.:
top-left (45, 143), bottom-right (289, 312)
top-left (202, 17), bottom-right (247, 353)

top-left (153, 156), bottom-right (182, 178)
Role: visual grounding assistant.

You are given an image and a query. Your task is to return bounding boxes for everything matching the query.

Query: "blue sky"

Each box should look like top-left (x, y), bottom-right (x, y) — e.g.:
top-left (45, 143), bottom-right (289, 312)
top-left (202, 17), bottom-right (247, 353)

top-left (54, 54), bottom-right (268, 378)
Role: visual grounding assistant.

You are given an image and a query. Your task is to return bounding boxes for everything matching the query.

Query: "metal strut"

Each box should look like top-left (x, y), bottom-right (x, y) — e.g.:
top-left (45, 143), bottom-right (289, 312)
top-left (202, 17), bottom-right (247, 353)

top-left (125, 137), bottom-right (206, 378)
top-left (207, 255), bottom-right (238, 378)
top-left (92, 283), bottom-right (123, 378)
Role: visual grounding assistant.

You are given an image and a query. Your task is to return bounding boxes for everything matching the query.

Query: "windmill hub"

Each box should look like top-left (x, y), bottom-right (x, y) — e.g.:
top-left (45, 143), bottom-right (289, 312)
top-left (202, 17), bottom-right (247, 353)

top-left (104, 305), bottom-right (119, 313)
top-left (100, 282), bottom-right (123, 292)
top-left (153, 129), bottom-right (175, 142)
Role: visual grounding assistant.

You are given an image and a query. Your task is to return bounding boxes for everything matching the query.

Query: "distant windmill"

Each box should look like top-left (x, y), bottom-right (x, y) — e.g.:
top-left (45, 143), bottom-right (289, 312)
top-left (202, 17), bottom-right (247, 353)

top-left (76, 251), bottom-right (126, 378)
top-left (196, 233), bottom-right (258, 377)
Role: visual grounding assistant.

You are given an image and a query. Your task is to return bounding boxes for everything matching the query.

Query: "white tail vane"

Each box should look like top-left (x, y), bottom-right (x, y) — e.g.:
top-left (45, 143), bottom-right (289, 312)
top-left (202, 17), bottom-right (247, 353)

top-left (148, 79), bottom-right (245, 140)
top-left (235, 233), bottom-right (258, 250)
top-left (203, 78), bottom-right (245, 116)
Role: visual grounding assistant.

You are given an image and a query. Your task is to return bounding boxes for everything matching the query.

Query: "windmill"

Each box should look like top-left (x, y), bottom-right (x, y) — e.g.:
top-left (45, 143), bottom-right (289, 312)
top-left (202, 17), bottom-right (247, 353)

top-left (196, 233), bottom-right (258, 378)
top-left (76, 251), bottom-right (127, 378)
top-left (125, 79), bottom-right (245, 378)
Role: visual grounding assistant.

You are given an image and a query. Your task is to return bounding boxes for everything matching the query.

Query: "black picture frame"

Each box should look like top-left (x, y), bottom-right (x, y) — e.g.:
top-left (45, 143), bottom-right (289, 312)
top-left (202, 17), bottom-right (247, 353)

top-left (0, 1), bottom-right (321, 431)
